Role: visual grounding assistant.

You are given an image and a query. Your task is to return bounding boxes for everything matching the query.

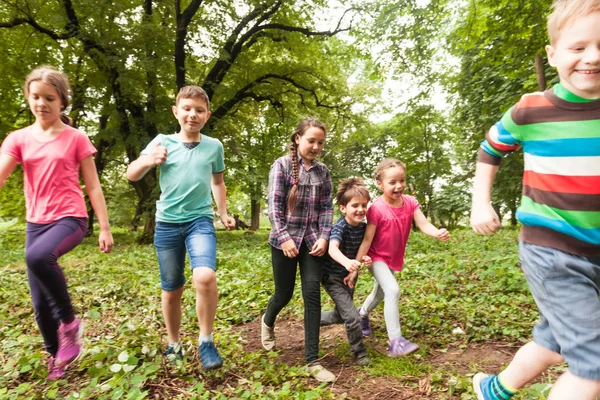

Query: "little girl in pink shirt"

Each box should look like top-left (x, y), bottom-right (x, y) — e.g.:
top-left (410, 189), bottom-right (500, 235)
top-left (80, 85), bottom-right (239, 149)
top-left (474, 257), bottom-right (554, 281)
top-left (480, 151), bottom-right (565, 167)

top-left (353, 158), bottom-right (449, 356)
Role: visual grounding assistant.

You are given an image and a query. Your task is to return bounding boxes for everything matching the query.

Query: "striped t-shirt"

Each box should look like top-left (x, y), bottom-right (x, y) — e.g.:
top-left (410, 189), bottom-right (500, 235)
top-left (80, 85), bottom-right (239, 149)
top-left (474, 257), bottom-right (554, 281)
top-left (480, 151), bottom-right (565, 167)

top-left (479, 83), bottom-right (600, 256)
top-left (323, 217), bottom-right (367, 276)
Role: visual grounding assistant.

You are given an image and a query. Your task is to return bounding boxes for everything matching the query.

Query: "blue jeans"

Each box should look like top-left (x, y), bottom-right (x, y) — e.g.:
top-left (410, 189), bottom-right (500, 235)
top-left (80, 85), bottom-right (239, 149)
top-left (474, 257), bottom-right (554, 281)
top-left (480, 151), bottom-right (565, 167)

top-left (520, 241), bottom-right (600, 380)
top-left (154, 217), bottom-right (217, 291)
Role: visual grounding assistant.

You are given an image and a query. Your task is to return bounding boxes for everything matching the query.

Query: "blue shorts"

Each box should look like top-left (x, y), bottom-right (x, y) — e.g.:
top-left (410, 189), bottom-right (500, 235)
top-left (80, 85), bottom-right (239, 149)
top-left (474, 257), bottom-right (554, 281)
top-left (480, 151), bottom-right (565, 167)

top-left (154, 216), bottom-right (217, 292)
top-left (520, 241), bottom-right (600, 380)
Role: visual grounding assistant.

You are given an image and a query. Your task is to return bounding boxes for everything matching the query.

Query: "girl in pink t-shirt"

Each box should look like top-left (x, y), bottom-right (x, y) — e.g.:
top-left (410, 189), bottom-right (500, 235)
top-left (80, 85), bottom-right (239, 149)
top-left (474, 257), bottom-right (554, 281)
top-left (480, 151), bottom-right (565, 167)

top-left (0, 66), bottom-right (113, 380)
top-left (353, 158), bottom-right (449, 357)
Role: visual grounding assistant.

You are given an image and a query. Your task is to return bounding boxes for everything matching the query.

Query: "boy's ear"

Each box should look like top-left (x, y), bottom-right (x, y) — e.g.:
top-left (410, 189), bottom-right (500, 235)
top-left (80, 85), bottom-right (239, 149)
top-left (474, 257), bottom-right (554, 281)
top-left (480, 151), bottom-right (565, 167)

top-left (339, 205), bottom-right (346, 214)
top-left (545, 45), bottom-right (557, 67)
top-left (172, 105), bottom-right (178, 117)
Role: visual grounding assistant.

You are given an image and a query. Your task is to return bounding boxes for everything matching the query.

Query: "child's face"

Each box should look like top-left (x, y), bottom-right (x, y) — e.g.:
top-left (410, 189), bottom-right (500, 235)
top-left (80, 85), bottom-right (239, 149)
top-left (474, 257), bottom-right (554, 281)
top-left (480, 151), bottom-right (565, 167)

top-left (172, 97), bottom-right (211, 135)
top-left (546, 12), bottom-right (600, 99)
top-left (377, 166), bottom-right (406, 202)
top-left (295, 127), bottom-right (326, 164)
top-left (340, 195), bottom-right (369, 226)
top-left (28, 81), bottom-right (63, 124)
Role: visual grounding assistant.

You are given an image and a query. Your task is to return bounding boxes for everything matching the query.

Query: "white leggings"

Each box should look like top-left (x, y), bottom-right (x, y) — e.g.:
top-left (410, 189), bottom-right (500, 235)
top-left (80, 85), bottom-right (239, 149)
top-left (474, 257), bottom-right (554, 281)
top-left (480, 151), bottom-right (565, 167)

top-left (360, 261), bottom-right (401, 340)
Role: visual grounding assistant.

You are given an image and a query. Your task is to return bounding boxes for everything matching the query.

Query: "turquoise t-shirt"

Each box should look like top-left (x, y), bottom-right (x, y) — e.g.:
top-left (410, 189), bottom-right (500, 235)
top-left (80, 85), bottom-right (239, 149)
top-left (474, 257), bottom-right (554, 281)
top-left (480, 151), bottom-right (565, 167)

top-left (141, 133), bottom-right (225, 223)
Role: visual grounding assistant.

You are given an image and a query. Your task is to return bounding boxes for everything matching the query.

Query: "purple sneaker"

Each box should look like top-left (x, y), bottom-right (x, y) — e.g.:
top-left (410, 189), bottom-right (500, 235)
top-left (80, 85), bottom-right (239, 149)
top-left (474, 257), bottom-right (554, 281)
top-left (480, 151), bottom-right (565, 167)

top-left (389, 336), bottom-right (419, 357)
top-left (55, 318), bottom-right (83, 367)
top-left (358, 309), bottom-right (372, 336)
top-left (47, 356), bottom-right (65, 380)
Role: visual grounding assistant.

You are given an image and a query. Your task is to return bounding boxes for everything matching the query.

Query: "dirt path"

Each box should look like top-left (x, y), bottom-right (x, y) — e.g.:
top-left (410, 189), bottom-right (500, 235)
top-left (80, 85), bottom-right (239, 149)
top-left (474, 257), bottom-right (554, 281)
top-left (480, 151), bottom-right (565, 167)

top-left (235, 318), bottom-right (519, 399)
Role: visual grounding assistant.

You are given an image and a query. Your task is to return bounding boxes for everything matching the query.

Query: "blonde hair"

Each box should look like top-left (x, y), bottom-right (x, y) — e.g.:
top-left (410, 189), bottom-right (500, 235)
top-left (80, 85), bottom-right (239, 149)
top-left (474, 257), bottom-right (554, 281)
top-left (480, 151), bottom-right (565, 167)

top-left (175, 85), bottom-right (210, 110)
top-left (547, 0), bottom-right (600, 45)
top-left (24, 66), bottom-right (72, 125)
top-left (287, 117), bottom-right (327, 214)
top-left (336, 177), bottom-right (371, 206)
top-left (374, 158), bottom-right (406, 182)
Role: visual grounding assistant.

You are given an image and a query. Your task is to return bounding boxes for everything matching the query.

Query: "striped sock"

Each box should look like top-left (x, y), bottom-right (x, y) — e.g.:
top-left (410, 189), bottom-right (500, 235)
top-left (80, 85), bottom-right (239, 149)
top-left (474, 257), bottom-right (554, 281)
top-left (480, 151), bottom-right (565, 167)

top-left (481, 374), bottom-right (517, 400)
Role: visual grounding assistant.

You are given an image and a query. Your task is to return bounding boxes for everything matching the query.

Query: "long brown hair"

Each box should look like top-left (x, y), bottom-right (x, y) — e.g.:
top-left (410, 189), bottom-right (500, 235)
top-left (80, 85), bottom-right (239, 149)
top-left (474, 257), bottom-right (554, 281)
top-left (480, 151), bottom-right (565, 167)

top-left (287, 117), bottom-right (327, 214)
top-left (24, 66), bottom-right (73, 126)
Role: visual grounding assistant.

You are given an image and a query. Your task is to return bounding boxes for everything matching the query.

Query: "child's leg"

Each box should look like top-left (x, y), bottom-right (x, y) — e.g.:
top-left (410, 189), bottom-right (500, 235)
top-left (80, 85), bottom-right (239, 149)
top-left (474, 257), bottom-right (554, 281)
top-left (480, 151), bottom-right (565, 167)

top-left (549, 372), bottom-right (600, 399)
top-left (321, 274), bottom-right (345, 326)
top-left (154, 221), bottom-right (187, 344)
top-left (185, 217), bottom-right (218, 338)
top-left (25, 218), bottom-right (87, 324)
top-left (323, 274), bottom-right (365, 355)
top-left (298, 244), bottom-right (324, 364)
top-left (264, 245), bottom-right (298, 327)
top-left (367, 261), bottom-right (401, 340)
top-left (360, 275), bottom-right (384, 316)
top-left (27, 271), bottom-right (59, 356)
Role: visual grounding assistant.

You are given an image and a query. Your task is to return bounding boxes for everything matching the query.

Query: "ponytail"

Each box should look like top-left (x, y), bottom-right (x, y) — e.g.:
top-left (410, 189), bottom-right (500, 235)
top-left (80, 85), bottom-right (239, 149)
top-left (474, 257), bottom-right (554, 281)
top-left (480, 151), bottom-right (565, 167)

top-left (60, 113), bottom-right (73, 126)
top-left (287, 141), bottom-right (300, 214)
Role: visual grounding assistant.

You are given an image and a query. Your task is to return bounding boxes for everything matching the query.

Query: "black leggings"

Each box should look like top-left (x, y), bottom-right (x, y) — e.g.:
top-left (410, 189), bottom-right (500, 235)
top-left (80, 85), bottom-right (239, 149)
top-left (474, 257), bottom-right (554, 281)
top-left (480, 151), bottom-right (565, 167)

top-left (264, 243), bottom-right (323, 363)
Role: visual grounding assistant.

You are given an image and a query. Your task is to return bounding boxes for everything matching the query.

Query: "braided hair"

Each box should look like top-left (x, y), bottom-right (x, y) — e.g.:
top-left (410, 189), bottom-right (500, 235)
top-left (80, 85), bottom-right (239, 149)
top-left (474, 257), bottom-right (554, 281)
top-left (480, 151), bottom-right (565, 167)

top-left (287, 117), bottom-right (327, 214)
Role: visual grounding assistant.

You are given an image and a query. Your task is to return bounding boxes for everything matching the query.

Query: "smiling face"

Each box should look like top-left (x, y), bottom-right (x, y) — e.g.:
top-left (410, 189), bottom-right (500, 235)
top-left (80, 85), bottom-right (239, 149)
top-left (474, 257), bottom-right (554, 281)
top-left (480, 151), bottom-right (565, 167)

top-left (546, 11), bottom-right (600, 99)
top-left (295, 126), bottom-right (326, 165)
top-left (340, 194), bottom-right (369, 226)
top-left (377, 165), bottom-right (406, 205)
top-left (172, 97), bottom-right (211, 137)
top-left (27, 81), bottom-right (64, 125)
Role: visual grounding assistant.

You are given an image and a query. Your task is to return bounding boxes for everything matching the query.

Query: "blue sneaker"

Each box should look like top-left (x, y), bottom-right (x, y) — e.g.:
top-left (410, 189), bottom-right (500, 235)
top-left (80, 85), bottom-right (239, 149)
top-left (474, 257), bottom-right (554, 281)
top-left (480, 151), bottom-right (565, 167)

top-left (199, 341), bottom-right (223, 370)
top-left (163, 342), bottom-right (183, 363)
top-left (473, 372), bottom-right (492, 400)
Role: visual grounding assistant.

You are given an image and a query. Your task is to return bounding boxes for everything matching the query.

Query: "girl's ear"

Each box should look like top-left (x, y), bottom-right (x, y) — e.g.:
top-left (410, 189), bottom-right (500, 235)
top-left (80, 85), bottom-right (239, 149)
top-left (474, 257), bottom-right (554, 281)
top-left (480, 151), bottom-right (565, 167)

top-left (294, 134), bottom-right (300, 145)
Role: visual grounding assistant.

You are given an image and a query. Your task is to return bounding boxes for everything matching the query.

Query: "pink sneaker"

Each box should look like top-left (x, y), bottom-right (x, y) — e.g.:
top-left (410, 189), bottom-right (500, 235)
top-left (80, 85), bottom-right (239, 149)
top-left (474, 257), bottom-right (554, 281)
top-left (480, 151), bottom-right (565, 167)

top-left (55, 318), bottom-right (83, 367)
top-left (389, 336), bottom-right (419, 357)
top-left (47, 356), bottom-right (65, 380)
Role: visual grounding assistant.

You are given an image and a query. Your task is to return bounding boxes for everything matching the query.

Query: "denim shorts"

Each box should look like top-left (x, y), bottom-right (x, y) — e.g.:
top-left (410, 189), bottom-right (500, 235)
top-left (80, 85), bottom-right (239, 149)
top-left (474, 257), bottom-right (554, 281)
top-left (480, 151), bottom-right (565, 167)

top-left (520, 241), bottom-right (600, 380)
top-left (154, 216), bottom-right (217, 291)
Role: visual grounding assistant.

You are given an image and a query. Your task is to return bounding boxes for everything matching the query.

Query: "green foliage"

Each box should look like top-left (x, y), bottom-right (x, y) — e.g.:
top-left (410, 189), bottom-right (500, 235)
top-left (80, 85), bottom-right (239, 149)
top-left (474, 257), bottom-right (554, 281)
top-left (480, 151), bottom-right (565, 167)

top-left (0, 223), bottom-right (554, 399)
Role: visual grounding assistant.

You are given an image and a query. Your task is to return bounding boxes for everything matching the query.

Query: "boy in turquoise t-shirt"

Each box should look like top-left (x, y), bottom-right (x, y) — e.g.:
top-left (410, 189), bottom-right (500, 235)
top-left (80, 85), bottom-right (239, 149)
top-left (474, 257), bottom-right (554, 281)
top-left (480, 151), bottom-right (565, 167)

top-left (127, 86), bottom-right (235, 370)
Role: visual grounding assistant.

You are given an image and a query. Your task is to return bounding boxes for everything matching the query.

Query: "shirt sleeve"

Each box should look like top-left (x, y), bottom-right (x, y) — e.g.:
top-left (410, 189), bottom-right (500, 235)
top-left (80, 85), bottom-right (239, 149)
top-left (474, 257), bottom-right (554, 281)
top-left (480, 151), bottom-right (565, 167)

top-left (409, 196), bottom-right (420, 214)
top-left (75, 130), bottom-right (97, 162)
top-left (366, 201), bottom-right (382, 226)
top-left (213, 140), bottom-right (225, 173)
top-left (267, 158), bottom-right (292, 246)
top-left (318, 166), bottom-right (334, 241)
top-left (478, 103), bottom-right (522, 165)
top-left (0, 130), bottom-right (23, 163)
top-left (329, 220), bottom-right (344, 244)
top-left (140, 134), bottom-right (163, 156)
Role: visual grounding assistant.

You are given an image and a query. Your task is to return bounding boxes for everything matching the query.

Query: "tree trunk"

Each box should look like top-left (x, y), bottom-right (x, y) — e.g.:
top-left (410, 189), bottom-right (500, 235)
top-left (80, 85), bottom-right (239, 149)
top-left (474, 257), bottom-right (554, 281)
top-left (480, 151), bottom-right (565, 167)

top-left (250, 180), bottom-right (262, 230)
top-left (510, 207), bottom-right (518, 226)
top-left (535, 53), bottom-right (546, 91)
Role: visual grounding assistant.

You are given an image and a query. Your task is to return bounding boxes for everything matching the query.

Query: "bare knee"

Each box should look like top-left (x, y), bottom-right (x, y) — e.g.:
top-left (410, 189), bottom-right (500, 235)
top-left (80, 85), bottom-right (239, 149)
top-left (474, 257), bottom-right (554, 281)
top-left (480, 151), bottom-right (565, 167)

top-left (162, 288), bottom-right (183, 305)
top-left (193, 268), bottom-right (216, 291)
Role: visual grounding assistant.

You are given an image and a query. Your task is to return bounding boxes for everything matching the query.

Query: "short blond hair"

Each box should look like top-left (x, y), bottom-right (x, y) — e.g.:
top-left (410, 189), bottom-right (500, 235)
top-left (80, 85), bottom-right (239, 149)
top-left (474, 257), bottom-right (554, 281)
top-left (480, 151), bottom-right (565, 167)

top-left (175, 85), bottom-right (210, 110)
top-left (548, 0), bottom-right (600, 45)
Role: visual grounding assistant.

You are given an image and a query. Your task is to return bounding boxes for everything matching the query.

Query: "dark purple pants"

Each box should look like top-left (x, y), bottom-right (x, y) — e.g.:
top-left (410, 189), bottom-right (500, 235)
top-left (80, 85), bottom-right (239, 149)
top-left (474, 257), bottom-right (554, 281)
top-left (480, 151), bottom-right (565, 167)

top-left (25, 217), bottom-right (86, 356)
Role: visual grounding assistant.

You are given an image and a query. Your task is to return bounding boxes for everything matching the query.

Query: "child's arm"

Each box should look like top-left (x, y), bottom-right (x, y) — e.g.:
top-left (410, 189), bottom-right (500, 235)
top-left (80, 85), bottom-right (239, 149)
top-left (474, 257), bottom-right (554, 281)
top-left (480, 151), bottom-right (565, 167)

top-left (343, 270), bottom-right (358, 288)
top-left (211, 172), bottom-right (235, 230)
top-left (0, 154), bottom-right (18, 190)
top-left (414, 209), bottom-right (449, 241)
top-left (470, 162), bottom-right (501, 235)
top-left (355, 222), bottom-right (376, 268)
top-left (328, 240), bottom-right (361, 273)
top-left (126, 142), bottom-right (167, 181)
top-left (310, 169), bottom-right (334, 257)
top-left (81, 155), bottom-right (113, 253)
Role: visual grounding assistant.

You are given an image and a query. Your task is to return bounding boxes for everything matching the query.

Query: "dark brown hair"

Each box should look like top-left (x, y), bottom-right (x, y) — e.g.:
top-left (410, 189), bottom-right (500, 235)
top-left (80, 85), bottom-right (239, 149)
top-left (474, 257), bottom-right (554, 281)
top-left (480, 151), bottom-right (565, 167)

top-left (176, 85), bottom-right (210, 110)
top-left (336, 177), bottom-right (370, 206)
top-left (24, 66), bottom-right (73, 126)
top-left (374, 158), bottom-right (406, 182)
top-left (287, 117), bottom-right (327, 214)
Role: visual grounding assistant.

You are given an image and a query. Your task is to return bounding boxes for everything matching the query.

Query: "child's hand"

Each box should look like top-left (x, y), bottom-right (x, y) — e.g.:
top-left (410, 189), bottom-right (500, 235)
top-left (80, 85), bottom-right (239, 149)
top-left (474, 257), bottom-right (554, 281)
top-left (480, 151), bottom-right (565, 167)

top-left (220, 215), bottom-right (236, 230)
top-left (344, 259), bottom-right (361, 273)
top-left (309, 238), bottom-right (328, 257)
top-left (344, 270), bottom-right (358, 288)
top-left (281, 239), bottom-right (299, 258)
top-left (362, 256), bottom-right (372, 268)
top-left (437, 228), bottom-right (450, 242)
top-left (99, 229), bottom-right (114, 254)
top-left (150, 142), bottom-right (167, 166)
top-left (471, 202), bottom-right (501, 235)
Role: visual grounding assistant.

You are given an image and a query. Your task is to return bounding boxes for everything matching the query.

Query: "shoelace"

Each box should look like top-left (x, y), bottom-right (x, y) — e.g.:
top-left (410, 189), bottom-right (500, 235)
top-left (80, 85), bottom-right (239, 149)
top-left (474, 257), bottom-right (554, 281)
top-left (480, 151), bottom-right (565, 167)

top-left (58, 326), bottom-right (75, 348)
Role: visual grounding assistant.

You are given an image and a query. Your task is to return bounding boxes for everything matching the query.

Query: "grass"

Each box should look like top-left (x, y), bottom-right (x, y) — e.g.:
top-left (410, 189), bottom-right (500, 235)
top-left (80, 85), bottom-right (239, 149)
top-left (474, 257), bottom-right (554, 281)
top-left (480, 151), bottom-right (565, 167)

top-left (0, 224), bottom-right (552, 399)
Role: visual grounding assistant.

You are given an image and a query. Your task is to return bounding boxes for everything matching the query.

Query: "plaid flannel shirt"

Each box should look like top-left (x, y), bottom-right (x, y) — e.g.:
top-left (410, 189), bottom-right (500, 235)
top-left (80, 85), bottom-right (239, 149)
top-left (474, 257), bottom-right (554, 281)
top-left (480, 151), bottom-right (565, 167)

top-left (268, 154), bottom-right (333, 250)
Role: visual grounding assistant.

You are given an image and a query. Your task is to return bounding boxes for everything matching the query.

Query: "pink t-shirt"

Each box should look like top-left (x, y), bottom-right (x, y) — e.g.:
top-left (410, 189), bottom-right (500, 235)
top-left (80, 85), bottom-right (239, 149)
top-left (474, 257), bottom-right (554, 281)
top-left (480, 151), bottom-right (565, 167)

top-left (366, 195), bottom-right (420, 271)
top-left (1, 126), bottom-right (97, 223)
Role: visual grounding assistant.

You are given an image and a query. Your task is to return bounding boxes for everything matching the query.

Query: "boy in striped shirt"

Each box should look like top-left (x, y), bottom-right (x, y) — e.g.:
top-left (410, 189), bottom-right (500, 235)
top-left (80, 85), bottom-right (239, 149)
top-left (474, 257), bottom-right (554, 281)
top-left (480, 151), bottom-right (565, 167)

top-left (470, 1), bottom-right (600, 399)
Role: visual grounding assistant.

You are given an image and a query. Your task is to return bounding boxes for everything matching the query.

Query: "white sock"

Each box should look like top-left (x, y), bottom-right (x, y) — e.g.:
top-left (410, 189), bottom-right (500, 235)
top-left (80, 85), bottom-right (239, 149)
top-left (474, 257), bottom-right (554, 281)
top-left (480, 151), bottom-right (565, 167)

top-left (169, 341), bottom-right (182, 349)
top-left (199, 333), bottom-right (213, 343)
top-left (358, 307), bottom-right (367, 318)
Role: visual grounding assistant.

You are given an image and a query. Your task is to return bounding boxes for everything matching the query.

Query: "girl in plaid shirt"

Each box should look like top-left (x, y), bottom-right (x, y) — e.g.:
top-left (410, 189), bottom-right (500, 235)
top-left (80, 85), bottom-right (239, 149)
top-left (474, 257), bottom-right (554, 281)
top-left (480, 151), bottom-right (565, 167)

top-left (260, 118), bottom-right (335, 382)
